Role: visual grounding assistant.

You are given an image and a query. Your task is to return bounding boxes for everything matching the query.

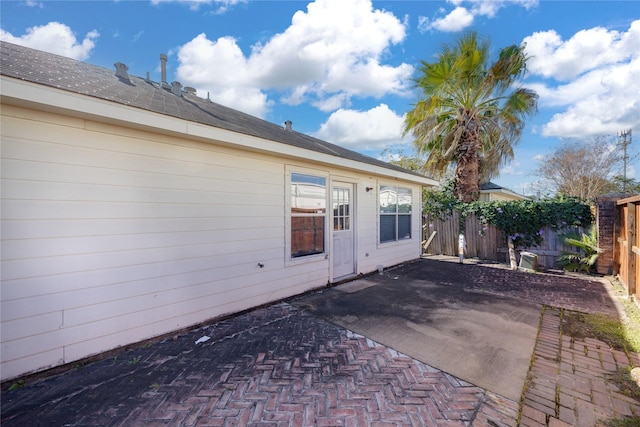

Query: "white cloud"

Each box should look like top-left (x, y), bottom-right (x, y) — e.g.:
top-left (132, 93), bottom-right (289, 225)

top-left (419, 0), bottom-right (538, 33)
top-left (24, 0), bottom-right (43, 8)
top-left (176, 34), bottom-right (270, 117)
top-left (177, 34), bottom-right (251, 86)
top-left (131, 30), bottom-right (144, 43)
top-left (525, 71), bottom-right (608, 108)
top-left (175, 0), bottom-right (411, 117)
top-left (206, 87), bottom-right (272, 118)
top-left (0, 22), bottom-right (98, 60)
top-left (313, 104), bottom-right (405, 150)
top-left (421, 6), bottom-right (474, 33)
top-left (533, 154), bottom-right (545, 161)
top-left (523, 21), bottom-right (639, 81)
top-left (150, 0), bottom-right (246, 13)
top-left (524, 20), bottom-right (640, 138)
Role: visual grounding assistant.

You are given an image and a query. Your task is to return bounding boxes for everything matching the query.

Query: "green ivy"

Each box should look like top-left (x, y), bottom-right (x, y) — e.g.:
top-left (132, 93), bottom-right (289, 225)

top-left (424, 184), bottom-right (593, 248)
top-left (423, 180), bottom-right (461, 220)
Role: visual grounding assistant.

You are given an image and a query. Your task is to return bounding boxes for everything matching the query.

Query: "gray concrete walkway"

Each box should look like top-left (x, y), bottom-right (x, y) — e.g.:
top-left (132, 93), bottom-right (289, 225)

top-left (292, 271), bottom-right (541, 401)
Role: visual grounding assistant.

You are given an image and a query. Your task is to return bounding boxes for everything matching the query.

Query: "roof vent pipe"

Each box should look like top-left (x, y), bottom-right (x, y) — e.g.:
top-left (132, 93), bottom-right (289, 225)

top-left (114, 62), bottom-right (130, 81)
top-left (284, 120), bottom-right (292, 131)
top-left (171, 81), bottom-right (182, 97)
top-left (160, 54), bottom-right (172, 89)
top-left (160, 54), bottom-right (167, 84)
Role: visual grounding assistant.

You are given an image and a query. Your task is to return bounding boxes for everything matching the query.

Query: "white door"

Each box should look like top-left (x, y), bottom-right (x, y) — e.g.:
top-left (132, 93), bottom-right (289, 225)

top-left (332, 183), bottom-right (355, 279)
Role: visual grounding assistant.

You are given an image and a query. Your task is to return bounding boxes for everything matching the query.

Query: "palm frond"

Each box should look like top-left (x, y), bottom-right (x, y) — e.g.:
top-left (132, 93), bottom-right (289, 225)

top-left (403, 31), bottom-right (538, 201)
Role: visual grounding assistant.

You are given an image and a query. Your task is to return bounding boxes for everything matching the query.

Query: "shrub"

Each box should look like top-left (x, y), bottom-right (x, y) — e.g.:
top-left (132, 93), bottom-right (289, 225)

top-left (557, 228), bottom-right (601, 273)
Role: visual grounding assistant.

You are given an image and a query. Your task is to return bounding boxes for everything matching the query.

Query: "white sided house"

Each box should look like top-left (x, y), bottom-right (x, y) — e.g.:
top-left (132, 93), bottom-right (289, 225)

top-left (0, 42), bottom-right (437, 381)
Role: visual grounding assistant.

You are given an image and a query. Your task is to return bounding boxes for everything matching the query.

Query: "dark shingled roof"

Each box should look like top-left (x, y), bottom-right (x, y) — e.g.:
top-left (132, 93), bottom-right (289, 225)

top-left (480, 182), bottom-right (503, 191)
top-left (0, 41), bottom-right (429, 180)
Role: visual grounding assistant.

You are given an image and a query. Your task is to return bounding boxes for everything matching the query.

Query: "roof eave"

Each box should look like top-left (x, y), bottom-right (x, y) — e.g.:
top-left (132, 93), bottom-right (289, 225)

top-left (481, 188), bottom-right (530, 200)
top-left (1, 76), bottom-right (437, 186)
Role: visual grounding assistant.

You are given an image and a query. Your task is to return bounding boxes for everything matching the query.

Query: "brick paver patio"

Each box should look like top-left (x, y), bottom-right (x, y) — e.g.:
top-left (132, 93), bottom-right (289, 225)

top-left (2, 257), bottom-right (638, 426)
top-left (1, 303), bottom-right (518, 426)
top-left (521, 307), bottom-right (640, 427)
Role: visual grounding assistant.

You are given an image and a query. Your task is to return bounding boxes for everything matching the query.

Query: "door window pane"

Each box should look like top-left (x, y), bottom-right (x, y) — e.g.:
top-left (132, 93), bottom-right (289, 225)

top-left (332, 187), bottom-right (350, 231)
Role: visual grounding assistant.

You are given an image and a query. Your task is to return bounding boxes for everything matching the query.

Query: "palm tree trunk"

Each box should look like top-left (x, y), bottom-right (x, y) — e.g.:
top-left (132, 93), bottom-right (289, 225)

top-left (454, 127), bottom-right (480, 203)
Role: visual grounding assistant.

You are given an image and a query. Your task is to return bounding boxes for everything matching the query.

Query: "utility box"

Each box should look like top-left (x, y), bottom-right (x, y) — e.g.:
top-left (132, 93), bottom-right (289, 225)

top-left (519, 251), bottom-right (538, 271)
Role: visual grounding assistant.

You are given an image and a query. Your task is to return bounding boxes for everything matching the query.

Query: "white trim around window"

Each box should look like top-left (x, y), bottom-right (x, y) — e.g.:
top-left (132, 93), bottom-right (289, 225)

top-left (285, 166), bottom-right (330, 265)
top-left (378, 184), bottom-right (413, 245)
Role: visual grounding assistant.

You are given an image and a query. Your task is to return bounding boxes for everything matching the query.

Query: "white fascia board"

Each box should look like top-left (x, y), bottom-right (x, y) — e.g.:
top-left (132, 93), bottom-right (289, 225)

top-left (1, 76), bottom-right (437, 187)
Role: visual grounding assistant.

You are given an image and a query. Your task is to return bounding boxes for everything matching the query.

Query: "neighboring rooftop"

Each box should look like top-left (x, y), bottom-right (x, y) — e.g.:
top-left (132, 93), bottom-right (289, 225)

top-left (480, 182), bottom-right (530, 201)
top-left (0, 41), bottom-right (430, 180)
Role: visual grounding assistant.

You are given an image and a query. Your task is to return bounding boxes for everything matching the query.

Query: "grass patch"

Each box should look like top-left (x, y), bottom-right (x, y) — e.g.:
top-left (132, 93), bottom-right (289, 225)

top-left (561, 278), bottom-right (640, 354)
top-left (599, 416), bottom-right (640, 427)
top-left (561, 311), bottom-right (637, 353)
top-left (610, 279), bottom-right (640, 354)
top-left (561, 281), bottom-right (640, 419)
top-left (609, 367), bottom-right (640, 401)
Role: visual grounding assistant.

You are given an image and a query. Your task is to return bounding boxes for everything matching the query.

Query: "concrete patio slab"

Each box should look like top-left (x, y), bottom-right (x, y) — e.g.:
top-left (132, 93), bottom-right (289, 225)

top-left (292, 265), bottom-right (541, 401)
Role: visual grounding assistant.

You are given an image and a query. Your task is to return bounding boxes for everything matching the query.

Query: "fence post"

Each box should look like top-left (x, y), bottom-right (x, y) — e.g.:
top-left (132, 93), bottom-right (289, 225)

top-left (596, 194), bottom-right (626, 275)
top-left (614, 202), bottom-right (621, 276)
top-left (626, 201), bottom-right (636, 297)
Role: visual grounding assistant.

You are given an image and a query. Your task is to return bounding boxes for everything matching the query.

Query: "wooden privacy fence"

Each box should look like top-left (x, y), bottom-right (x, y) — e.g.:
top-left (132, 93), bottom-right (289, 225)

top-left (423, 212), bottom-right (581, 269)
top-left (613, 195), bottom-right (640, 300)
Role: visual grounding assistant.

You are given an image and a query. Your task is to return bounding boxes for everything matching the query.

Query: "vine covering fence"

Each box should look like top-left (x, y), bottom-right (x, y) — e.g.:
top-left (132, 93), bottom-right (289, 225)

top-left (423, 212), bottom-right (581, 269)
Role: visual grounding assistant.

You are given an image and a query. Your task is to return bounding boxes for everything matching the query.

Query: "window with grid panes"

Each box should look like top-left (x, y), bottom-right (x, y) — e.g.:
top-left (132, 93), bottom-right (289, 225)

top-left (379, 185), bottom-right (412, 243)
top-left (290, 173), bottom-right (326, 258)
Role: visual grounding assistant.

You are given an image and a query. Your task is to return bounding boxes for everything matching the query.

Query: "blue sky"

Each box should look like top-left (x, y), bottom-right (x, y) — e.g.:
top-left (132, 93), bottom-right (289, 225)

top-left (2, 0), bottom-right (639, 196)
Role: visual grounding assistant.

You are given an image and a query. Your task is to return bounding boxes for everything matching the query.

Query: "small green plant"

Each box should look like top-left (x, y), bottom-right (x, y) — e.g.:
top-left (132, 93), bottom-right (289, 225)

top-left (600, 415), bottom-right (640, 427)
top-left (609, 367), bottom-right (640, 400)
top-left (8, 379), bottom-right (26, 391)
top-left (128, 356), bottom-right (141, 365)
top-left (563, 310), bottom-right (640, 354)
top-left (557, 228), bottom-right (602, 273)
top-left (611, 279), bottom-right (640, 353)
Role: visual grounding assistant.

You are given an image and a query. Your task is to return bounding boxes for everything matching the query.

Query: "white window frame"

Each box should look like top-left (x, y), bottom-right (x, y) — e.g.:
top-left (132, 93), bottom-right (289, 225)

top-left (378, 184), bottom-right (413, 244)
top-left (285, 166), bottom-right (329, 264)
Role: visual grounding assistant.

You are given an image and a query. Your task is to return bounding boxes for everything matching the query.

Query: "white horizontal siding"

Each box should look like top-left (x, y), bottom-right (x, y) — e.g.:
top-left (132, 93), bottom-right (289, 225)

top-left (1, 108), bottom-right (303, 380)
top-left (3, 226), bottom-right (282, 260)
top-left (1, 104), bottom-right (426, 381)
top-left (356, 180), bottom-right (423, 273)
top-left (2, 217), bottom-right (273, 240)
top-left (2, 237), bottom-right (283, 285)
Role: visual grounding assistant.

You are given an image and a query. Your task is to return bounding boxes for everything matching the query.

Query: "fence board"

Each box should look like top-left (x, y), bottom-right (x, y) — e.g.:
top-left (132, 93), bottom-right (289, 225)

top-left (423, 214), bottom-right (581, 269)
top-left (613, 195), bottom-right (640, 300)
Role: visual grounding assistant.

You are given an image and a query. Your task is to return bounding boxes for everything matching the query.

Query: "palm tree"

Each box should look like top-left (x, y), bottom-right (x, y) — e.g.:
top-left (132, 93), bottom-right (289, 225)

top-left (404, 32), bottom-right (538, 202)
